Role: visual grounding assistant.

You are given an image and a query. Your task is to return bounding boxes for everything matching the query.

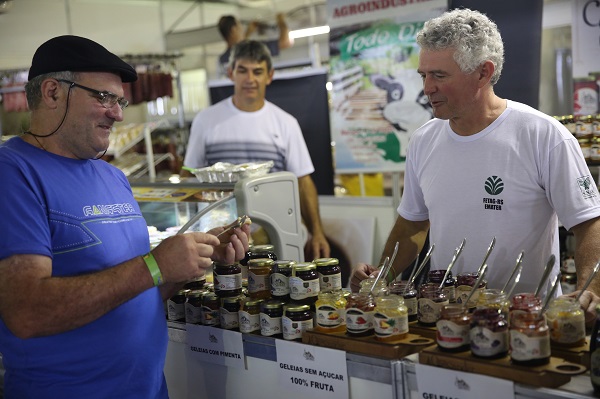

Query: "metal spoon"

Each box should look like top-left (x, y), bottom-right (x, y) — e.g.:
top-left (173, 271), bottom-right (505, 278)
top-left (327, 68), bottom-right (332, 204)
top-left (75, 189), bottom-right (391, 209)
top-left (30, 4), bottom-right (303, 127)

top-left (501, 251), bottom-right (524, 294)
top-left (216, 215), bottom-right (249, 238)
top-left (369, 256), bottom-right (390, 295)
top-left (439, 238), bottom-right (466, 291)
top-left (403, 244), bottom-right (435, 295)
top-left (463, 263), bottom-right (488, 308)
top-left (575, 259), bottom-right (600, 302)
top-left (540, 274), bottom-right (561, 316)
top-left (477, 236), bottom-right (496, 276)
top-left (534, 254), bottom-right (556, 298)
top-left (505, 265), bottom-right (524, 301)
top-left (387, 242), bottom-right (400, 276)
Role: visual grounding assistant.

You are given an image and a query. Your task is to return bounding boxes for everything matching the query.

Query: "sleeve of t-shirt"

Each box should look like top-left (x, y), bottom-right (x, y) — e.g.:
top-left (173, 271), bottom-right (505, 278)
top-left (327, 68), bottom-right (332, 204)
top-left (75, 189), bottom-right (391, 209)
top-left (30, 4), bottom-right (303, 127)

top-left (398, 135), bottom-right (429, 221)
top-left (283, 116), bottom-right (314, 178)
top-left (183, 113), bottom-right (208, 169)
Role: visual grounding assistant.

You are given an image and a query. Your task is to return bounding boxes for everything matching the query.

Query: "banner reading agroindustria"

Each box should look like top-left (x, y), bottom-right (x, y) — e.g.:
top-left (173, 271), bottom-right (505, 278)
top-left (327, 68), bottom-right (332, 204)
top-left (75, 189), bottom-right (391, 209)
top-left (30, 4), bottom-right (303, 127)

top-left (327, 0), bottom-right (447, 173)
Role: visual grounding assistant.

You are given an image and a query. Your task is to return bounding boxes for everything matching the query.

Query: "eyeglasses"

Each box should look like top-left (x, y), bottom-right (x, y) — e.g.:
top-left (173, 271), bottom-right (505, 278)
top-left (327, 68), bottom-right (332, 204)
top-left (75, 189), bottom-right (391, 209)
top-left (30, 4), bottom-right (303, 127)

top-left (57, 79), bottom-right (129, 110)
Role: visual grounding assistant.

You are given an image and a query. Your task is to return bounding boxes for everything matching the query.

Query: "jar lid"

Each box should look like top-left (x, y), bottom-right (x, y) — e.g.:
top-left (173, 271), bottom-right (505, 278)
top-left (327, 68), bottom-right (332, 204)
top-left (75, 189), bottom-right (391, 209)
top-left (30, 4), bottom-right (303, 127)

top-left (293, 262), bottom-right (317, 272)
top-left (252, 244), bottom-right (275, 253)
top-left (248, 258), bottom-right (275, 267)
top-left (285, 304), bottom-right (311, 313)
top-left (261, 300), bottom-right (285, 310)
top-left (222, 296), bottom-right (243, 304)
top-left (175, 289), bottom-right (191, 296)
top-left (187, 289), bottom-right (208, 298)
top-left (274, 260), bottom-right (295, 269)
top-left (244, 298), bottom-right (264, 307)
top-left (213, 262), bottom-right (238, 268)
top-left (314, 257), bottom-right (339, 267)
top-left (202, 292), bottom-right (219, 301)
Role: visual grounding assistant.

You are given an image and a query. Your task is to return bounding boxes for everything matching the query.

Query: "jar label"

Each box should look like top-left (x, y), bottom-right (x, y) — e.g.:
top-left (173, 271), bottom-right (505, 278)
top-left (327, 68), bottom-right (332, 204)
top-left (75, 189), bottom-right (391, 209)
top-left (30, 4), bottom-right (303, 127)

top-left (316, 304), bottom-right (345, 328)
top-left (167, 300), bottom-right (185, 321)
top-left (319, 272), bottom-right (342, 291)
top-left (442, 286), bottom-right (456, 302)
top-left (213, 272), bottom-right (242, 291)
top-left (456, 286), bottom-right (482, 305)
top-left (436, 319), bottom-right (470, 348)
top-left (510, 330), bottom-right (551, 361)
top-left (289, 276), bottom-right (320, 300)
top-left (201, 306), bottom-right (220, 326)
top-left (248, 271), bottom-right (269, 294)
top-left (260, 313), bottom-right (282, 336)
top-left (346, 308), bottom-right (374, 333)
top-left (219, 308), bottom-right (239, 330)
top-left (283, 317), bottom-right (313, 340)
top-left (560, 281), bottom-right (577, 296)
top-left (470, 327), bottom-right (508, 357)
top-left (239, 310), bottom-right (260, 333)
top-left (270, 272), bottom-right (290, 296)
top-left (374, 311), bottom-right (409, 338)
top-left (418, 298), bottom-right (448, 324)
top-left (404, 296), bottom-right (417, 316)
top-left (548, 314), bottom-right (586, 344)
top-left (185, 302), bottom-right (203, 324)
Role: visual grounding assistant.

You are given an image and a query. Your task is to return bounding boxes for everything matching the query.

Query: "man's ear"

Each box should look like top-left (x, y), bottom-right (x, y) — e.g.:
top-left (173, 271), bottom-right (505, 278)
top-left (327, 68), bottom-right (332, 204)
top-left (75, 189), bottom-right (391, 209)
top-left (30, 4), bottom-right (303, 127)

top-left (478, 60), bottom-right (495, 87)
top-left (266, 69), bottom-right (274, 85)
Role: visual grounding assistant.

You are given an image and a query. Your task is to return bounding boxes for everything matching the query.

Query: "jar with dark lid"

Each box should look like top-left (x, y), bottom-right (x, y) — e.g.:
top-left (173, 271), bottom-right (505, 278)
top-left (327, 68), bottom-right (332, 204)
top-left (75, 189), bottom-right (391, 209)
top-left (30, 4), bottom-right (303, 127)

top-left (270, 260), bottom-right (294, 301)
top-left (247, 258), bottom-right (273, 300)
top-left (167, 289), bottom-right (191, 322)
top-left (239, 298), bottom-right (263, 334)
top-left (436, 304), bottom-right (471, 352)
top-left (315, 290), bottom-right (347, 333)
top-left (289, 262), bottom-right (320, 303)
top-left (418, 283), bottom-right (449, 326)
top-left (428, 270), bottom-right (456, 302)
top-left (373, 295), bottom-right (408, 342)
top-left (314, 257), bottom-right (343, 292)
top-left (546, 297), bottom-right (586, 347)
top-left (241, 244), bottom-right (278, 265)
top-left (510, 311), bottom-right (550, 366)
top-left (455, 272), bottom-right (486, 305)
top-left (185, 289), bottom-right (208, 325)
top-left (184, 277), bottom-right (206, 291)
top-left (220, 296), bottom-right (242, 330)
top-left (469, 307), bottom-right (509, 359)
top-left (389, 281), bottom-right (418, 322)
top-left (213, 262), bottom-right (242, 297)
top-left (201, 292), bottom-right (221, 326)
top-left (260, 300), bottom-right (285, 338)
top-left (283, 304), bottom-right (313, 341)
top-left (345, 292), bottom-right (376, 337)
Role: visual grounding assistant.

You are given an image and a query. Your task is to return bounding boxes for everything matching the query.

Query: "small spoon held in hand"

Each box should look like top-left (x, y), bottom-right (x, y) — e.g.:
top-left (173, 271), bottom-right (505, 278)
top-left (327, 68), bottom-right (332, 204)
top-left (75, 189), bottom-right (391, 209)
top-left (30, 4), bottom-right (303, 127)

top-left (575, 259), bottom-right (600, 302)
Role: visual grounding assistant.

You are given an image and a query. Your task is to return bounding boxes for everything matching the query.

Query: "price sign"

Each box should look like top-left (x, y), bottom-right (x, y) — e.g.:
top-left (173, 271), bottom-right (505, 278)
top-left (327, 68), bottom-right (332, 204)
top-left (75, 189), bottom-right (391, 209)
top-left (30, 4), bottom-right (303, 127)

top-left (275, 339), bottom-right (348, 399)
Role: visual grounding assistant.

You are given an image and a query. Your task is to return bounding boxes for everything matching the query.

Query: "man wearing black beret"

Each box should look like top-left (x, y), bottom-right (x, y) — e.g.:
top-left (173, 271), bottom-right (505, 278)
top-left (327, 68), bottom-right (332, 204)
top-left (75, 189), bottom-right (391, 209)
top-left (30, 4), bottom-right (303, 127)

top-left (0, 35), bottom-right (251, 398)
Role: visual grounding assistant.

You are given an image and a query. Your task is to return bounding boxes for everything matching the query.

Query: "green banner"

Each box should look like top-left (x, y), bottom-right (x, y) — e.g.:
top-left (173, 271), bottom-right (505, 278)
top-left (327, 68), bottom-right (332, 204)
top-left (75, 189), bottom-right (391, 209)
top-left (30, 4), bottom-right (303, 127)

top-left (339, 22), bottom-right (423, 59)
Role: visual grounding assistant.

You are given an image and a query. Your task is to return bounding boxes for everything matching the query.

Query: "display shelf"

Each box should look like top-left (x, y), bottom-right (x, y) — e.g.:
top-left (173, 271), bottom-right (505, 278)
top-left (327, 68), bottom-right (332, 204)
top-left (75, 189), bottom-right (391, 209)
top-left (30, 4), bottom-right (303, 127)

top-left (107, 119), bottom-right (170, 158)
top-left (110, 152), bottom-right (173, 178)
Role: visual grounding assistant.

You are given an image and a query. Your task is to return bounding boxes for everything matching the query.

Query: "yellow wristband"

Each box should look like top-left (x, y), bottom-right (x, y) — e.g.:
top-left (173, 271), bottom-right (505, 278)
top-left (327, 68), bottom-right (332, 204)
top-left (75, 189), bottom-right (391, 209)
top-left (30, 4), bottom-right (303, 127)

top-left (143, 252), bottom-right (163, 286)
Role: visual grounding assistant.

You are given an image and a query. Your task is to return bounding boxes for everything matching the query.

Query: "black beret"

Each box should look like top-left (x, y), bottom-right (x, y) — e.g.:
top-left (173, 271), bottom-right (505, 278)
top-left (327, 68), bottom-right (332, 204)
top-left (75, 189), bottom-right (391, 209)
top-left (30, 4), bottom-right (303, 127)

top-left (28, 35), bottom-right (137, 82)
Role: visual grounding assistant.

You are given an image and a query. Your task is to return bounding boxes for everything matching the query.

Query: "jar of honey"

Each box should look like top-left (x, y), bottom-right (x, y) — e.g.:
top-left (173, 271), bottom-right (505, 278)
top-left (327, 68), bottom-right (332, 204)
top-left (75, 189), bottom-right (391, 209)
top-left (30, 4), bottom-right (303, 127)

top-left (345, 292), bottom-right (376, 337)
top-left (247, 258), bottom-right (273, 300)
top-left (314, 290), bottom-right (347, 333)
top-left (314, 257), bottom-right (343, 292)
top-left (241, 244), bottom-right (277, 280)
top-left (373, 295), bottom-right (408, 342)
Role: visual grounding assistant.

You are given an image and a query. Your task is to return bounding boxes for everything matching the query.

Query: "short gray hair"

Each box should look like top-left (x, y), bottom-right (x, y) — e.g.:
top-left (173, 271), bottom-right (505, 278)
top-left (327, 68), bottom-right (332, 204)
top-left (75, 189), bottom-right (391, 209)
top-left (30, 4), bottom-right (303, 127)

top-left (25, 71), bottom-right (79, 109)
top-left (228, 40), bottom-right (273, 72)
top-left (416, 9), bottom-right (504, 85)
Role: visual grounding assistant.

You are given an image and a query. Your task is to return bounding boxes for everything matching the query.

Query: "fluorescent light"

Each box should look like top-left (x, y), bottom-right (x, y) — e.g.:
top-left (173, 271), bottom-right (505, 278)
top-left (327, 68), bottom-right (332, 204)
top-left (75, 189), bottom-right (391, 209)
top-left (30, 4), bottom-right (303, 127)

top-left (289, 25), bottom-right (330, 39)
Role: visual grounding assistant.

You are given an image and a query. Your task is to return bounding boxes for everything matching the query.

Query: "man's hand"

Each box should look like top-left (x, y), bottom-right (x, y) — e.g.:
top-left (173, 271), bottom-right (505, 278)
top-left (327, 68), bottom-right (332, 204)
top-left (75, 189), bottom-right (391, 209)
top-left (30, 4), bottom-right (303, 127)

top-left (349, 263), bottom-right (379, 292)
top-left (563, 290), bottom-right (600, 327)
top-left (208, 223), bottom-right (251, 264)
top-left (305, 231), bottom-right (330, 261)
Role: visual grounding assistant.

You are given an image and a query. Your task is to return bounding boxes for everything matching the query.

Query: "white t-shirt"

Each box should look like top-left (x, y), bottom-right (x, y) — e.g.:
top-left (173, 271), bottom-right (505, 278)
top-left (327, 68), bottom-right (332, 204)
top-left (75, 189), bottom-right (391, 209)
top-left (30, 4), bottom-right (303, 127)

top-left (184, 97), bottom-right (314, 178)
top-left (399, 100), bottom-right (600, 295)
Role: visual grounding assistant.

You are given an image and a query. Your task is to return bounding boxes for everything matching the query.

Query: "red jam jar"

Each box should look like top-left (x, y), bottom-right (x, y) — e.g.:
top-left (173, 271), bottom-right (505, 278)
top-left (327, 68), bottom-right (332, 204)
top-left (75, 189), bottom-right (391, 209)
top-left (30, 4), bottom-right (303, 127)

top-left (418, 283), bottom-right (449, 326)
top-left (510, 312), bottom-right (551, 366)
top-left (428, 269), bottom-right (457, 303)
top-left (345, 292), bottom-right (376, 337)
top-left (436, 304), bottom-right (471, 352)
top-left (470, 307), bottom-right (509, 359)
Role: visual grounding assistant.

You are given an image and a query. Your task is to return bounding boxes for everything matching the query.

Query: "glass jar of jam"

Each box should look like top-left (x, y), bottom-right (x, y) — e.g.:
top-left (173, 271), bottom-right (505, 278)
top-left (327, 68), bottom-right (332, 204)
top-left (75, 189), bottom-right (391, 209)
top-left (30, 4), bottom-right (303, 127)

top-left (314, 257), bottom-right (343, 292)
top-left (260, 299), bottom-right (284, 338)
top-left (220, 296), bottom-right (242, 330)
top-left (418, 283), bottom-right (449, 326)
top-left (455, 272), bottom-right (486, 305)
top-left (239, 298), bottom-right (263, 334)
top-left (436, 304), bottom-right (471, 352)
top-left (359, 276), bottom-right (389, 297)
top-left (283, 304), bottom-right (313, 341)
top-left (185, 289), bottom-right (208, 325)
top-left (476, 289), bottom-right (509, 316)
top-left (201, 292), bottom-right (221, 327)
top-left (428, 270), bottom-right (457, 303)
top-left (270, 260), bottom-right (294, 301)
top-left (213, 262), bottom-right (242, 297)
top-left (167, 289), bottom-right (191, 322)
top-left (315, 290), bottom-right (347, 333)
top-left (289, 262), bottom-right (320, 304)
top-left (509, 293), bottom-right (542, 322)
top-left (470, 307), bottom-right (509, 359)
top-left (247, 258), bottom-right (273, 300)
top-left (546, 297), bottom-right (586, 347)
top-left (510, 312), bottom-right (550, 366)
top-left (345, 292), bottom-right (376, 337)
top-left (373, 295), bottom-right (408, 342)
top-left (184, 277), bottom-right (206, 291)
top-left (389, 281), bottom-right (418, 322)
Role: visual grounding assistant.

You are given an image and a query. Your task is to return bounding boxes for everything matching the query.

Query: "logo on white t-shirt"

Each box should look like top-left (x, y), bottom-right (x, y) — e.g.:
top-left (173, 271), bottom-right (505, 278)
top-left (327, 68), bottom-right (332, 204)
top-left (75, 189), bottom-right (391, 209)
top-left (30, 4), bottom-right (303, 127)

top-left (484, 176), bottom-right (504, 195)
top-left (577, 176), bottom-right (597, 199)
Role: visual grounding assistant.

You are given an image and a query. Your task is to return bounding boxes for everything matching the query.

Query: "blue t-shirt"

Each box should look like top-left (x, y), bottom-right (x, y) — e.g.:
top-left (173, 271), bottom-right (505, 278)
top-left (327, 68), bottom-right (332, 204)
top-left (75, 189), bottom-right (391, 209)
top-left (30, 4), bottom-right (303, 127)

top-left (0, 137), bottom-right (168, 399)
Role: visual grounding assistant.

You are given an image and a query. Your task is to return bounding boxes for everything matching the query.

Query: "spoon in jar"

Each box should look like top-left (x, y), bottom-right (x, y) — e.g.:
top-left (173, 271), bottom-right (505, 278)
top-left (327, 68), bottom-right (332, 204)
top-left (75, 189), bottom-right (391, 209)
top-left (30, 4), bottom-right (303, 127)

top-left (505, 264), bottom-right (524, 301)
top-left (404, 244), bottom-right (435, 295)
top-left (439, 238), bottom-right (466, 291)
top-left (535, 254), bottom-right (556, 298)
top-left (477, 236), bottom-right (496, 276)
top-left (575, 259), bottom-right (600, 302)
top-left (540, 274), bottom-right (561, 316)
top-left (501, 251), bottom-right (524, 294)
top-left (463, 263), bottom-right (488, 309)
top-left (387, 242), bottom-right (400, 277)
top-left (369, 256), bottom-right (391, 295)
